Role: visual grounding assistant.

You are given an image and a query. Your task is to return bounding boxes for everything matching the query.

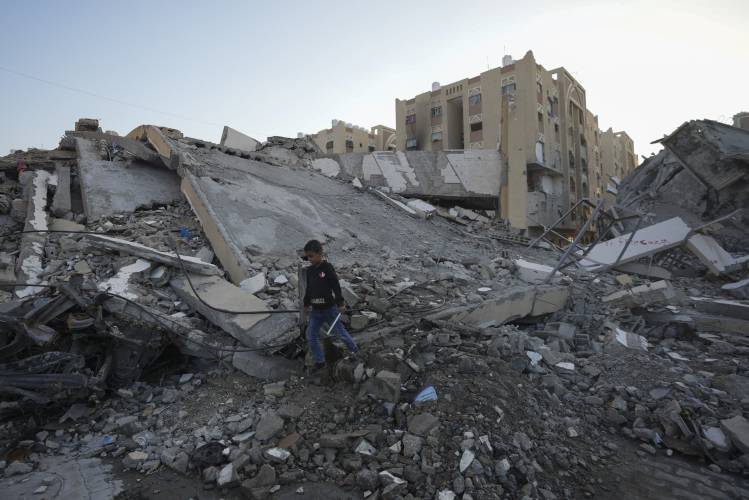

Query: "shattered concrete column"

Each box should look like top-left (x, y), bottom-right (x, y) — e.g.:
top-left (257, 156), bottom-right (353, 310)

top-left (51, 165), bottom-right (71, 217)
top-left (15, 170), bottom-right (52, 297)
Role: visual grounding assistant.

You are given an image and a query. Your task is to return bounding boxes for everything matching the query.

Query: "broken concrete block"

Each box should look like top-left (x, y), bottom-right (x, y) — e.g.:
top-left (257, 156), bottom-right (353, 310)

top-left (98, 259), bottom-right (151, 300)
top-left (514, 259), bottom-right (560, 284)
top-left (172, 273), bottom-right (296, 348)
top-left (604, 325), bottom-right (648, 352)
top-left (240, 273), bottom-right (266, 294)
top-left (220, 126), bottom-right (260, 153)
top-left (75, 118), bottom-right (99, 132)
top-left (232, 350), bottom-right (299, 381)
top-left (614, 262), bottom-right (672, 280)
top-left (721, 415), bottom-right (749, 453)
top-left (49, 218), bottom-right (85, 232)
top-left (686, 233), bottom-right (745, 275)
top-left (339, 280), bottom-right (361, 306)
top-left (442, 285), bottom-right (569, 327)
top-left (722, 278), bottom-right (749, 300)
top-left (408, 413), bottom-right (439, 436)
top-left (578, 217), bottom-right (692, 272)
top-left (602, 280), bottom-right (679, 308)
top-left (691, 296), bottom-right (749, 321)
top-left (51, 165), bottom-right (71, 217)
top-left (76, 138), bottom-right (181, 220)
top-left (406, 199), bottom-right (437, 219)
top-left (84, 234), bottom-right (220, 276)
top-left (359, 370), bottom-right (401, 402)
top-left (372, 190), bottom-right (418, 218)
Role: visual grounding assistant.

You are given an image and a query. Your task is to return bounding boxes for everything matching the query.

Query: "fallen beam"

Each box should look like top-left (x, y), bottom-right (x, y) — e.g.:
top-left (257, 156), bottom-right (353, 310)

top-left (180, 173), bottom-right (252, 284)
top-left (83, 234), bottom-right (221, 276)
top-left (170, 273), bottom-right (297, 349)
top-left (429, 285), bottom-right (569, 327)
top-left (578, 217), bottom-right (691, 272)
top-left (51, 165), bottom-right (71, 217)
top-left (691, 297), bottom-right (749, 321)
top-left (16, 170), bottom-right (52, 298)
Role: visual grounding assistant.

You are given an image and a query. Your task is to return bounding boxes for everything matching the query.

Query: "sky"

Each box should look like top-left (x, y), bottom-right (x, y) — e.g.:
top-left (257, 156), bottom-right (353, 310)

top-left (1, 0), bottom-right (747, 158)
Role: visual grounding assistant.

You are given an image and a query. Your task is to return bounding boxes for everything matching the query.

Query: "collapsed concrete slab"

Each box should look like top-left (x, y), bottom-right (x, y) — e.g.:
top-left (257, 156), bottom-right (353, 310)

top-left (441, 285), bottom-right (569, 327)
top-left (613, 262), bottom-right (673, 280)
top-left (514, 259), bottom-right (562, 285)
top-left (98, 259), bottom-right (151, 300)
top-left (602, 280), bottom-right (680, 308)
top-left (84, 234), bottom-right (221, 276)
top-left (723, 278), bottom-right (749, 300)
top-left (232, 350), bottom-right (299, 381)
top-left (220, 126), bottom-right (259, 153)
top-left (578, 217), bottom-right (692, 272)
top-left (316, 149), bottom-right (501, 208)
top-left (67, 130), bottom-right (162, 165)
top-left (686, 233), bottom-right (749, 275)
top-left (75, 138), bottom-right (181, 220)
top-left (372, 190), bottom-right (418, 218)
top-left (126, 125), bottom-right (183, 169)
top-left (691, 297), bottom-right (749, 321)
top-left (16, 170), bottom-right (52, 298)
top-left (170, 273), bottom-right (296, 349)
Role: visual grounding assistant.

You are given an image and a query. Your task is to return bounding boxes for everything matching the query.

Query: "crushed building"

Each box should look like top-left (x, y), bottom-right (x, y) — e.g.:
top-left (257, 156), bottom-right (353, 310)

top-left (1, 117), bottom-right (749, 499)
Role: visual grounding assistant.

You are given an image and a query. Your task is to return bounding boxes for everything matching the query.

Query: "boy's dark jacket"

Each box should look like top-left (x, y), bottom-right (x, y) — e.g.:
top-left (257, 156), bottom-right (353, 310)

top-left (303, 261), bottom-right (344, 310)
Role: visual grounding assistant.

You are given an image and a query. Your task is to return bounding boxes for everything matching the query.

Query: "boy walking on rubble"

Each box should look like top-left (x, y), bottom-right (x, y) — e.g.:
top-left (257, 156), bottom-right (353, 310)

top-left (302, 239), bottom-right (358, 371)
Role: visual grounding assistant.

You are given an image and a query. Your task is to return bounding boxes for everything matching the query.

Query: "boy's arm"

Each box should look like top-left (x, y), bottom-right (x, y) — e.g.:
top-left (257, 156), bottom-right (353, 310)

top-left (327, 264), bottom-right (345, 308)
top-left (302, 270), bottom-right (311, 308)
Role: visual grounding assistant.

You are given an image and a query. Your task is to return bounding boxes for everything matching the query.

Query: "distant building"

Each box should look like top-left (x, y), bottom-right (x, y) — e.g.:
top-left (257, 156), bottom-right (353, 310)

top-left (310, 120), bottom-right (395, 154)
top-left (395, 50), bottom-right (637, 234)
top-left (734, 112), bottom-right (749, 130)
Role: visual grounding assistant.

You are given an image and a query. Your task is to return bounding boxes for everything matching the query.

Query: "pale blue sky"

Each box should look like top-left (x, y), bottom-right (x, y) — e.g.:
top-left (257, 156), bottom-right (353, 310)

top-left (1, 0), bottom-right (747, 157)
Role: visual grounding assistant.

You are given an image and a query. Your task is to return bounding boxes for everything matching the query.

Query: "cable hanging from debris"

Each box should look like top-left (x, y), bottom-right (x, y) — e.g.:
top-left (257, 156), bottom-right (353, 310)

top-left (0, 65), bottom-right (224, 128)
top-left (0, 229), bottom-right (299, 315)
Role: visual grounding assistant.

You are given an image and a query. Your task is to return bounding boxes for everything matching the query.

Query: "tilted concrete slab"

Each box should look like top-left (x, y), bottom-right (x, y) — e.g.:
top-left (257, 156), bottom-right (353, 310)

top-left (220, 126), bottom-right (259, 152)
top-left (578, 217), bottom-right (692, 272)
top-left (613, 262), bottom-right (673, 280)
top-left (67, 130), bottom-right (162, 164)
top-left (691, 296), bottom-right (749, 321)
top-left (447, 285), bottom-right (569, 327)
top-left (75, 138), bottom-right (181, 220)
top-left (126, 125), bottom-right (182, 169)
top-left (232, 350), bottom-right (300, 381)
top-left (686, 233), bottom-right (747, 275)
top-left (170, 273), bottom-right (297, 349)
top-left (315, 149), bottom-right (501, 205)
top-left (602, 280), bottom-right (680, 308)
top-left (83, 234), bottom-right (221, 276)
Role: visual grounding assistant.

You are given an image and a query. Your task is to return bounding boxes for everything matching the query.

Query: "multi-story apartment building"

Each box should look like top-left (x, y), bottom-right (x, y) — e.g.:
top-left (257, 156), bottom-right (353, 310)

top-left (599, 129), bottom-right (637, 206)
top-left (395, 50), bottom-right (637, 235)
top-left (310, 120), bottom-right (395, 154)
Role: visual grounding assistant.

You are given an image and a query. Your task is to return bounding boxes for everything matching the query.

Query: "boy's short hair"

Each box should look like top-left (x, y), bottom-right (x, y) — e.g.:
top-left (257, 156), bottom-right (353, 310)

top-left (304, 239), bottom-right (323, 253)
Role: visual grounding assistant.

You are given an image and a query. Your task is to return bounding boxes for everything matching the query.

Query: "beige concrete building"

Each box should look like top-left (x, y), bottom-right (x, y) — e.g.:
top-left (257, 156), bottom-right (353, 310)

top-left (599, 129), bottom-right (637, 207)
top-left (310, 120), bottom-right (395, 154)
top-left (395, 50), bottom-right (637, 235)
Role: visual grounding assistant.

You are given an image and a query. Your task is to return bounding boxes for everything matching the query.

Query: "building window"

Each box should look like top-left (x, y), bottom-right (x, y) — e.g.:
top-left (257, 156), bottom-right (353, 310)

top-left (537, 112), bottom-right (544, 133)
top-left (431, 132), bottom-right (442, 142)
top-left (569, 151), bottom-right (575, 169)
top-left (554, 123), bottom-right (560, 141)
top-left (535, 141), bottom-right (545, 164)
top-left (431, 106), bottom-right (442, 117)
top-left (359, 143), bottom-right (363, 148)
top-left (470, 122), bottom-right (482, 132)
top-left (368, 146), bottom-right (375, 152)
top-left (345, 139), bottom-right (354, 152)
top-left (469, 94), bottom-right (481, 106)
top-left (501, 83), bottom-right (516, 95)
top-left (406, 138), bottom-right (418, 150)
top-left (325, 141), bottom-right (334, 152)
top-left (405, 114), bottom-right (416, 125)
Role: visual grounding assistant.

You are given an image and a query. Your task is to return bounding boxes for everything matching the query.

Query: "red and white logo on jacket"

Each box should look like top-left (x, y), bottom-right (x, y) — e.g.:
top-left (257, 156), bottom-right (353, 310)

top-left (319, 271), bottom-right (326, 278)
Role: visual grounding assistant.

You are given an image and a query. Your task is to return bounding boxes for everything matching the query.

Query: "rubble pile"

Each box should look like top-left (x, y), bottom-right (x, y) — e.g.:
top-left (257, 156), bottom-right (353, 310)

top-left (1, 118), bottom-right (749, 499)
top-left (617, 119), bottom-right (749, 251)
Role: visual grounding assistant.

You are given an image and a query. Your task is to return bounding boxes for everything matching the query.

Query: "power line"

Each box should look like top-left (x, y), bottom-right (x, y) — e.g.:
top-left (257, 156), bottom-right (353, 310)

top-left (0, 65), bottom-right (223, 128)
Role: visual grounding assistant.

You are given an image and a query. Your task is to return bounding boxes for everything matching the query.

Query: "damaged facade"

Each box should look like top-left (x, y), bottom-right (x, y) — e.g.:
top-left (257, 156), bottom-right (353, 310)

top-left (1, 115), bottom-right (749, 500)
top-left (395, 50), bottom-right (638, 236)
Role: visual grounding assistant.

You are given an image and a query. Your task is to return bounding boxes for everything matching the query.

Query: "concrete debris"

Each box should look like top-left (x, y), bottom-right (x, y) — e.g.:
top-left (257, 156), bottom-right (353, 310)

top-left (4, 116), bottom-right (749, 499)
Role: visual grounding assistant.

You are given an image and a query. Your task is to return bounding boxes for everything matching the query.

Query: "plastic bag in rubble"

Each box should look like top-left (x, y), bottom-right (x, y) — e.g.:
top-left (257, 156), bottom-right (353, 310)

top-left (414, 385), bottom-right (438, 404)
